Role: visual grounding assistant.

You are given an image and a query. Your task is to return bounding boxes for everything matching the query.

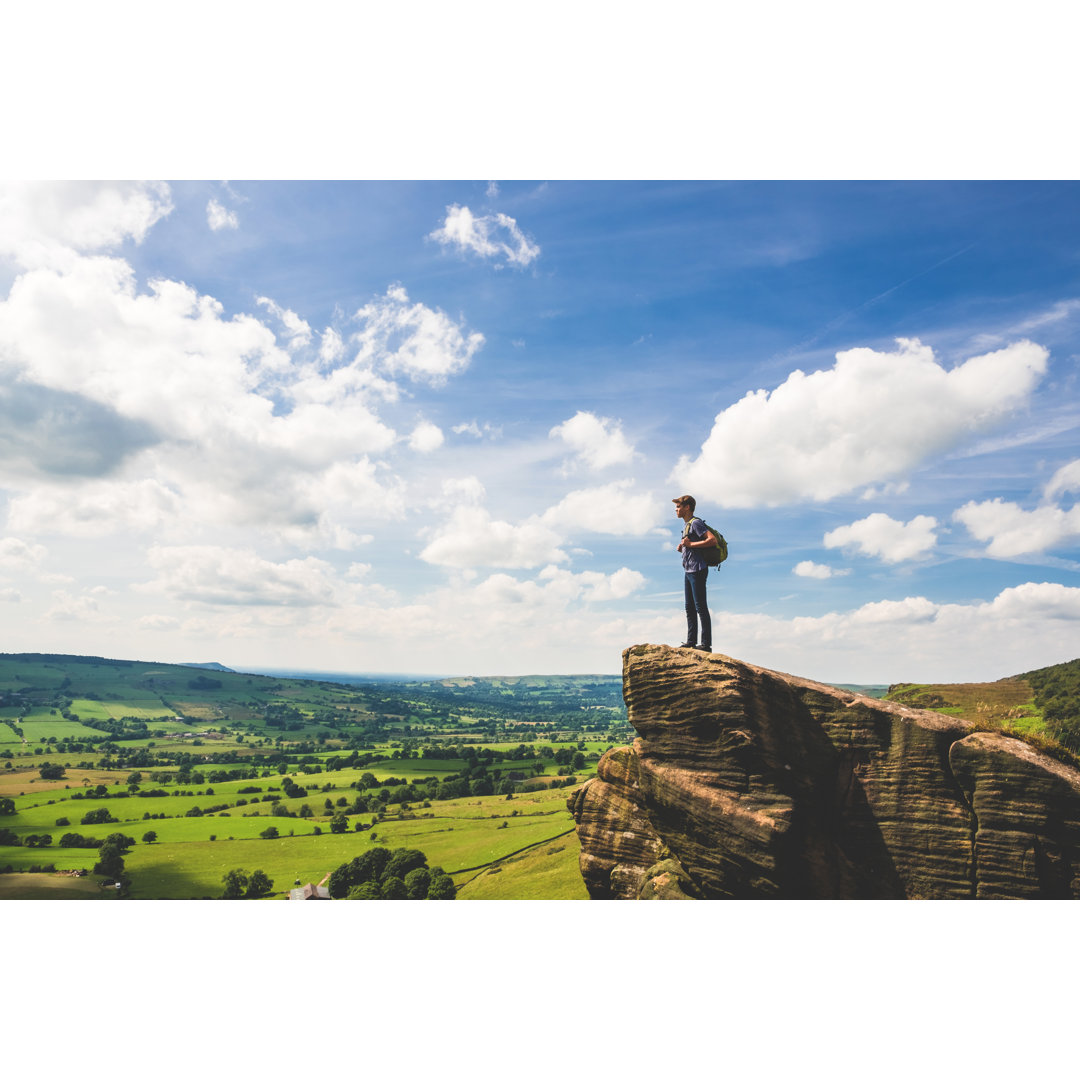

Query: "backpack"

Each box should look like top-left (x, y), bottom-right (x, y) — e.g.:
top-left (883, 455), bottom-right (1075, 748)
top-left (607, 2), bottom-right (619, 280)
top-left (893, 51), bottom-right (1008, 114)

top-left (686, 517), bottom-right (728, 566)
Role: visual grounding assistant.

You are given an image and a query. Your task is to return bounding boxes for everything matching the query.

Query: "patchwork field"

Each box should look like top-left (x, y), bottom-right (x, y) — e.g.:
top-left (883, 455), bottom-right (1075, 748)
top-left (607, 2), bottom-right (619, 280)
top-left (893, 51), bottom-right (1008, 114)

top-left (0, 652), bottom-right (628, 900)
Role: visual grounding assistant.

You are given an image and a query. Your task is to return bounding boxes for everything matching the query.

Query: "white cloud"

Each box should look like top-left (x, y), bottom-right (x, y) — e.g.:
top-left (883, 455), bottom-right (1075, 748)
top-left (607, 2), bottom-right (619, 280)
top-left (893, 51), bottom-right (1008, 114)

top-left (452, 419), bottom-right (501, 439)
top-left (541, 481), bottom-right (660, 536)
top-left (537, 564), bottom-right (646, 602)
top-left (0, 588), bottom-right (20, 602)
top-left (824, 513), bottom-right (938, 563)
top-left (0, 188), bottom-right (485, 550)
top-left (419, 506), bottom-right (568, 570)
top-left (44, 588), bottom-right (111, 622)
top-left (143, 545), bottom-right (338, 607)
top-left (206, 198), bottom-right (239, 231)
top-left (420, 479), bottom-right (661, 571)
top-left (351, 283), bottom-right (484, 386)
top-left (953, 457), bottom-right (1080, 558)
top-left (7, 479), bottom-right (180, 536)
top-left (694, 581), bottom-right (1080, 683)
top-left (0, 181), bottom-right (173, 268)
top-left (435, 475), bottom-right (487, 507)
top-left (0, 536), bottom-right (47, 570)
top-left (1045, 458), bottom-right (1080, 501)
top-left (428, 204), bottom-right (540, 268)
top-left (550, 411), bottom-right (636, 471)
top-left (793, 560), bottom-right (849, 579)
top-left (319, 327), bottom-right (345, 366)
top-left (954, 498), bottom-right (1080, 558)
top-left (672, 338), bottom-right (1049, 507)
top-left (408, 420), bottom-right (445, 453)
top-left (256, 296), bottom-right (313, 349)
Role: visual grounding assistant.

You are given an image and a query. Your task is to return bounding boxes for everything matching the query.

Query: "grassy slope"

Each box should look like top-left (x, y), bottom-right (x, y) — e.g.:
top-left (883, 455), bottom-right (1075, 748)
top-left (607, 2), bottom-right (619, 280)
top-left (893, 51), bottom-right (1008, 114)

top-left (884, 656), bottom-right (1080, 765)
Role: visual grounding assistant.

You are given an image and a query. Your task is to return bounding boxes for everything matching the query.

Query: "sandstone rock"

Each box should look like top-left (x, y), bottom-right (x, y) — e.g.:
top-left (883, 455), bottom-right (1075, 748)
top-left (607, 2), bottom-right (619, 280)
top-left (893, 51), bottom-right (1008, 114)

top-left (567, 644), bottom-right (1080, 899)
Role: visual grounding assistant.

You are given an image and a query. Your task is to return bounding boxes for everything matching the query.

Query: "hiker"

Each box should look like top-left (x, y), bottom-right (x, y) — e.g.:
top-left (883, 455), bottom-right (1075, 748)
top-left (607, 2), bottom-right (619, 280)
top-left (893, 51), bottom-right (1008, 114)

top-left (674, 494), bottom-right (717, 653)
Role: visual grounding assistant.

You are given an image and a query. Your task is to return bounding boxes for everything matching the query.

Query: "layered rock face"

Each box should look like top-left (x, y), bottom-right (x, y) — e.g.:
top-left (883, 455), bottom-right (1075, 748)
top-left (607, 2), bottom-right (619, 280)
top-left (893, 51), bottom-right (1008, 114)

top-left (567, 644), bottom-right (1080, 899)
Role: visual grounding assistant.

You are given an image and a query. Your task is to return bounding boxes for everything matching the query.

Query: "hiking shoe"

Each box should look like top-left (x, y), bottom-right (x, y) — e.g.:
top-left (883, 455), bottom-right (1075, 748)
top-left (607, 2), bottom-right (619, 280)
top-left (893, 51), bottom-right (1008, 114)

top-left (678, 642), bottom-right (697, 649)
top-left (694, 645), bottom-right (711, 652)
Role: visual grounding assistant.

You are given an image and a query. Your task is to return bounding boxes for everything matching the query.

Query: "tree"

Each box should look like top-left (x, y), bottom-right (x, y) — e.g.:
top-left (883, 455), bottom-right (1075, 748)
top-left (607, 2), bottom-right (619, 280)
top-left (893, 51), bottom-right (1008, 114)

top-left (380, 874), bottom-right (408, 900)
top-left (329, 812), bottom-right (348, 834)
top-left (222, 868), bottom-right (248, 899)
top-left (427, 873), bottom-right (456, 900)
top-left (142, 830), bottom-right (157, 844)
top-left (38, 762), bottom-right (66, 780)
top-left (327, 864), bottom-right (353, 899)
top-left (404, 866), bottom-right (431, 900)
top-left (0, 797), bottom-right (14, 816)
top-left (245, 869), bottom-right (274, 898)
top-left (260, 826), bottom-right (279, 839)
top-left (347, 881), bottom-right (381, 900)
top-left (353, 846), bottom-right (391, 883)
top-left (94, 838), bottom-right (126, 880)
top-left (384, 848), bottom-right (427, 881)
top-left (102, 833), bottom-right (135, 852)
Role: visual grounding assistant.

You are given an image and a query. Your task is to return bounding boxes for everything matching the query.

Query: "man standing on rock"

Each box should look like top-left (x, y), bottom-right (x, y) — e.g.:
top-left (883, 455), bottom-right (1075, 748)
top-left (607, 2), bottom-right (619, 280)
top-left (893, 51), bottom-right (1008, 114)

top-left (674, 494), bottom-right (716, 653)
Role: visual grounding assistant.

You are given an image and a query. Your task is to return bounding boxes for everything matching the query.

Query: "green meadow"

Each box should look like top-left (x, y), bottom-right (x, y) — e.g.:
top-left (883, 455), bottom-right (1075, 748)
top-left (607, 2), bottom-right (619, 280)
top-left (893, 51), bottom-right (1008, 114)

top-left (0, 652), bottom-right (628, 899)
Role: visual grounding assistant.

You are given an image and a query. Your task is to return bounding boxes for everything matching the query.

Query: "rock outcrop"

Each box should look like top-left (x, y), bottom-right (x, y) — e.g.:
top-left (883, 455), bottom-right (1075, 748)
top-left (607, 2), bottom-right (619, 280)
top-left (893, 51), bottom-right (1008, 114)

top-left (567, 644), bottom-right (1080, 899)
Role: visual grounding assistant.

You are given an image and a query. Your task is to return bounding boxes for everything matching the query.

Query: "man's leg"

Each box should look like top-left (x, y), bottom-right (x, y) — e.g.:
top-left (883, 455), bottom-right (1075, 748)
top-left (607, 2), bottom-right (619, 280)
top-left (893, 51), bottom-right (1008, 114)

top-left (689, 569), bottom-right (711, 650)
top-left (683, 573), bottom-right (697, 646)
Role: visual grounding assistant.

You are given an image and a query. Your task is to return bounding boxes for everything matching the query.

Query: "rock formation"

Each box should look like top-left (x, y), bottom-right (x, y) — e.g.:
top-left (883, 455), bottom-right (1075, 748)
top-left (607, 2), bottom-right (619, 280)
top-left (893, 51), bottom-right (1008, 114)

top-left (567, 644), bottom-right (1080, 899)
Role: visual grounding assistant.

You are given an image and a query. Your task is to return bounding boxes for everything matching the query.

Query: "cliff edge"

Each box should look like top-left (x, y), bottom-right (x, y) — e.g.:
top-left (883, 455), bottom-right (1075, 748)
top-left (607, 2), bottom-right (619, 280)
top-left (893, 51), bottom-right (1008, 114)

top-left (567, 644), bottom-right (1080, 899)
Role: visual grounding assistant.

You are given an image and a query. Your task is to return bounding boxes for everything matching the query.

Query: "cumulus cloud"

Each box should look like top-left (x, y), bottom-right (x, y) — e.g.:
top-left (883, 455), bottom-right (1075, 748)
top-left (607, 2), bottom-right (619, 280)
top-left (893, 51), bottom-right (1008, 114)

top-left (0, 181), bottom-right (172, 268)
top-left (953, 457), bottom-right (1080, 558)
top-left (0, 536), bottom-right (47, 571)
top-left (549, 411), bottom-right (636, 471)
top-left (7, 479), bottom-right (181, 536)
top-left (793, 560), bottom-right (849, 579)
top-left (206, 198), bottom-right (239, 231)
top-left (823, 513), bottom-right (939, 563)
top-left (428, 204), bottom-right (540, 267)
top-left (351, 283), bottom-right (484, 385)
top-left (541, 481), bottom-right (660, 536)
top-left (672, 338), bottom-right (1049, 507)
top-left (419, 506), bottom-right (568, 570)
top-left (698, 581), bottom-right (1080, 683)
top-left (536, 564), bottom-right (646, 602)
top-left (143, 546), bottom-right (338, 607)
top-left (954, 498), bottom-right (1080, 558)
top-left (0, 186), bottom-right (482, 549)
top-left (408, 420), bottom-right (445, 453)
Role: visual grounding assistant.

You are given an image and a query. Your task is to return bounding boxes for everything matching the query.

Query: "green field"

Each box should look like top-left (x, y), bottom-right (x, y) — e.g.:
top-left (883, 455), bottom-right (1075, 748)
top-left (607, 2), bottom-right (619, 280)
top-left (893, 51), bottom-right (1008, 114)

top-left (0, 651), bottom-right (623, 899)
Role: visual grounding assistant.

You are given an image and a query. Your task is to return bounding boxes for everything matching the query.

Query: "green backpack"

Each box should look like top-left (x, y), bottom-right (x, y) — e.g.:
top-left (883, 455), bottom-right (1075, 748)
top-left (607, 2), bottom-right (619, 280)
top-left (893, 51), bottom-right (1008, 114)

top-left (686, 518), bottom-right (728, 566)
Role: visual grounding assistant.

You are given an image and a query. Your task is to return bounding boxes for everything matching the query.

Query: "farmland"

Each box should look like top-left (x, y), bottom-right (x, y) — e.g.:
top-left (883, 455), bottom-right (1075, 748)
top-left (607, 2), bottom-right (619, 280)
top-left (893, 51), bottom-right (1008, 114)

top-left (0, 652), bottom-right (630, 900)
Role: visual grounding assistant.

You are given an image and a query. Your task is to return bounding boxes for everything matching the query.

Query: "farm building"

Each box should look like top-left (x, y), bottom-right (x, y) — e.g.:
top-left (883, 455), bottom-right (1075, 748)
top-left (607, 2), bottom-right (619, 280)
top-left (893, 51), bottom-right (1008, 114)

top-left (289, 883), bottom-right (330, 900)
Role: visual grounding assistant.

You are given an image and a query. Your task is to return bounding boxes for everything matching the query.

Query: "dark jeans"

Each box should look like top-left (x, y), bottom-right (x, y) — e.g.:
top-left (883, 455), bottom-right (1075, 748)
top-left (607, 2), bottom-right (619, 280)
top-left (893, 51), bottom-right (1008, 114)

top-left (684, 569), bottom-right (711, 648)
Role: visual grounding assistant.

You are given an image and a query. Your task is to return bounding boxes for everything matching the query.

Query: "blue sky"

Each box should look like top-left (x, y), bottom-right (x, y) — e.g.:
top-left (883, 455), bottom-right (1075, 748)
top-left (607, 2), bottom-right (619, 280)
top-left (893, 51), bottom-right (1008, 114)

top-left (1, 179), bottom-right (1079, 682)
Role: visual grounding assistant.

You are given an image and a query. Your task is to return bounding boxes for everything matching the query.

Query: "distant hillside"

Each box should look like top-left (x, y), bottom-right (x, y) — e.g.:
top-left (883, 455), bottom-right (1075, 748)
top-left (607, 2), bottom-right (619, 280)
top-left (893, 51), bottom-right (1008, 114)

top-left (1018, 658), bottom-right (1080, 751)
top-left (179, 662), bottom-right (236, 673)
top-left (886, 656), bottom-right (1080, 756)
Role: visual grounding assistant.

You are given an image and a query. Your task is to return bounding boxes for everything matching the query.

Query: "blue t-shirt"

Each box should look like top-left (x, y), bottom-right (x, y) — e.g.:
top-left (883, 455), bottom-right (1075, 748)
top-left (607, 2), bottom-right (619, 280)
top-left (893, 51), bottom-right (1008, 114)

top-left (682, 517), bottom-right (710, 572)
